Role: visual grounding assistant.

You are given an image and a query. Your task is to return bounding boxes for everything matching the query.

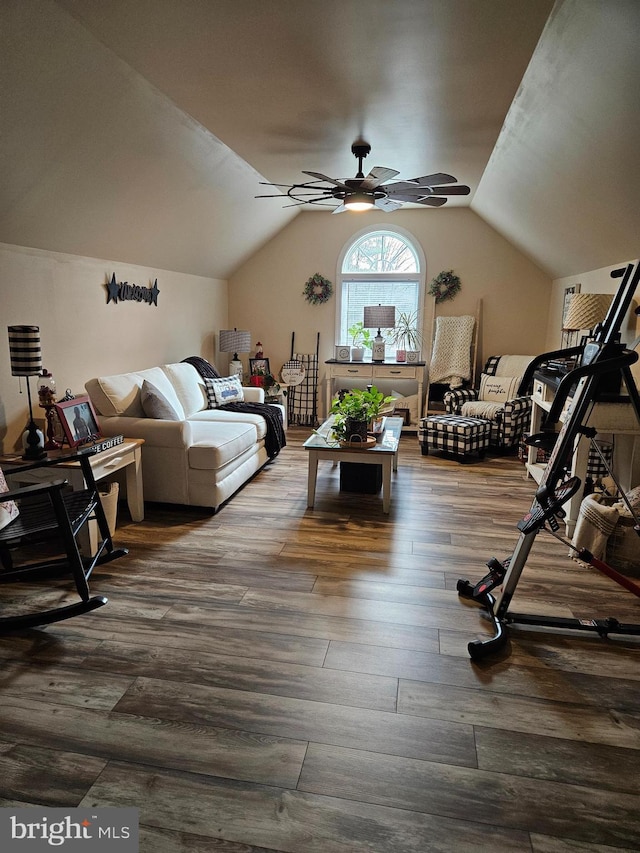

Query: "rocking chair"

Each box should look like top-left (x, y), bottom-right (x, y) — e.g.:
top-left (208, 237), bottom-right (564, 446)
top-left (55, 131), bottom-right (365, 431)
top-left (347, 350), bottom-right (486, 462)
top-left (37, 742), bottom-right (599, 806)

top-left (0, 448), bottom-right (127, 632)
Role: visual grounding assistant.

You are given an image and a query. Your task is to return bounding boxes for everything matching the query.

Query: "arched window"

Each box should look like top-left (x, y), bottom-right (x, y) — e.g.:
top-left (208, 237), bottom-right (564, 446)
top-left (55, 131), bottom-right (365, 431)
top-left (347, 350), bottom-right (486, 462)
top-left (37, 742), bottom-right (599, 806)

top-left (337, 228), bottom-right (424, 357)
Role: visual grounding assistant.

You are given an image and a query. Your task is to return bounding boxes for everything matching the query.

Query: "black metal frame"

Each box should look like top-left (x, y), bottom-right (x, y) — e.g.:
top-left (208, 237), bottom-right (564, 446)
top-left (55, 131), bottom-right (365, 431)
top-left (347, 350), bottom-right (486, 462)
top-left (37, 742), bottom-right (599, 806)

top-left (0, 447), bottom-right (127, 631)
top-left (457, 259), bottom-right (640, 660)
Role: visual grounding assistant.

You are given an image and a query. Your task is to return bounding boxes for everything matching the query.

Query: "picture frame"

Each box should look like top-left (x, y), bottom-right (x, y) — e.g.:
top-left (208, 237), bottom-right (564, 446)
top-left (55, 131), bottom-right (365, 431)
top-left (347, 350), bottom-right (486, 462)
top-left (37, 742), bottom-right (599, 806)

top-left (54, 395), bottom-right (102, 448)
top-left (249, 357), bottom-right (270, 376)
top-left (561, 283), bottom-right (581, 348)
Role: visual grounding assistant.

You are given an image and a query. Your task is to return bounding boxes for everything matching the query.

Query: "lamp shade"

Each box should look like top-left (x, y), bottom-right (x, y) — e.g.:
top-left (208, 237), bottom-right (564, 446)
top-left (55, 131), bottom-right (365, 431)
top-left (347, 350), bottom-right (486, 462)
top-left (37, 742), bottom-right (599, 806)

top-left (8, 325), bottom-right (42, 376)
top-left (563, 293), bottom-right (613, 331)
top-left (363, 305), bottom-right (395, 330)
top-left (219, 329), bottom-right (251, 354)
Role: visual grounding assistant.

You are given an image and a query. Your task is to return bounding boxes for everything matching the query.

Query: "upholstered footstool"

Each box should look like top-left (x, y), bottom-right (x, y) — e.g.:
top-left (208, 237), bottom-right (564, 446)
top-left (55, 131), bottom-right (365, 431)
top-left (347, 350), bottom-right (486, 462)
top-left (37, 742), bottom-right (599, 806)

top-left (419, 415), bottom-right (492, 461)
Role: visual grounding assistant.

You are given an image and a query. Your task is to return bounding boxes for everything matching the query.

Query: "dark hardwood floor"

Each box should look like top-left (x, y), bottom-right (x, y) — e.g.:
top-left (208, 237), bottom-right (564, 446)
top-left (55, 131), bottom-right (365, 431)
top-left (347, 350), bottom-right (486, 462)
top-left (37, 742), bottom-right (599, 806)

top-left (1, 429), bottom-right (639, 851)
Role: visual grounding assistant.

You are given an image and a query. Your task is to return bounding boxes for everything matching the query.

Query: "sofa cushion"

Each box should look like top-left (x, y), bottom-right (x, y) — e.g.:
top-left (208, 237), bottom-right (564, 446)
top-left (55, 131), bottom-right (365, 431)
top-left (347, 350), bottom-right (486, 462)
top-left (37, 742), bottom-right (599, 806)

top-left (161, 363), bottom-right (208, 418)
top-left (205, 376), bottom-right (245, 407)
top-left (188, 407), bottom-right (268, 440)
top-left (87, 366), bottom-right (185, 419)
top-left (188, 421), bottom-right (258, 470)
top-left (141, 380), bottom-right (181, 420)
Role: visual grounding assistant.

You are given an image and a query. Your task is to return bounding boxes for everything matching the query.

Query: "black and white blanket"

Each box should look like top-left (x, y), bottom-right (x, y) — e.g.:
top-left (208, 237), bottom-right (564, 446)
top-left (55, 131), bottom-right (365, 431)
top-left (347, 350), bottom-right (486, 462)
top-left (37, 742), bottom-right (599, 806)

top-left (182, 356), bottom-right (286, 459)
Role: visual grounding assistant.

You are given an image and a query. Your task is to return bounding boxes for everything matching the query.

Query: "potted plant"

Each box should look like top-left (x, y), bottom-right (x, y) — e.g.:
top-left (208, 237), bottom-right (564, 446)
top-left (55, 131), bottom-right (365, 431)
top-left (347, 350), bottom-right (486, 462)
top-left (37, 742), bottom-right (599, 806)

top-left (329, 385), bottom-right (394, 443)
top-left (348, 321), bottom-right (373, 361)
top-left (390, 311), bottom-right (422, 362)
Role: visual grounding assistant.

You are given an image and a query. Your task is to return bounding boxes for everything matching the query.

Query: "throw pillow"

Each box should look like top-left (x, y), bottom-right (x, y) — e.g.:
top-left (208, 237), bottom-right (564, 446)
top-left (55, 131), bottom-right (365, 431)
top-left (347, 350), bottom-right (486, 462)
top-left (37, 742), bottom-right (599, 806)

top-left (478, 373), bottom-right (520, 403)
top-left (203, 376), bottom-right (219, 409)
top-left (206, 375), bottom-right (245, 407)
top-left (140, 379), bottom-right (181, 420)
top-left (0, 467), bottom-right (19, 531)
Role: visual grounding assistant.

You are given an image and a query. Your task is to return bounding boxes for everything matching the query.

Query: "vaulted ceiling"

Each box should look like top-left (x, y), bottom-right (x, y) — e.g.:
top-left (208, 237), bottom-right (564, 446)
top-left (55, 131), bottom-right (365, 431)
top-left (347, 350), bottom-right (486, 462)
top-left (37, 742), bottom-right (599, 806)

top-left (1, 0), bottom-right (639, 280)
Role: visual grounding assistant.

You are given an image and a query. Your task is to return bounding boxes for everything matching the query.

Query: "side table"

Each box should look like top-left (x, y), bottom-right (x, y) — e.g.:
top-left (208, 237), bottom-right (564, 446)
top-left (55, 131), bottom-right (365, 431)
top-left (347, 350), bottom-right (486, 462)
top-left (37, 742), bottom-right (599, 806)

top-left (1, 438), bottom-right (145, 553)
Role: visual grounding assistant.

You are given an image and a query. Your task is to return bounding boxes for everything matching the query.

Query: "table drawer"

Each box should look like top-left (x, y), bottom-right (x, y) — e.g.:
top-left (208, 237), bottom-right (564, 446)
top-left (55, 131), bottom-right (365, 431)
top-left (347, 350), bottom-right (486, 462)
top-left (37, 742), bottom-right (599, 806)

top-left (374, 366), bottom-right (419, 380)
top-left (331, 364), bottom-right (374, 378)
top-left (533, 380), bottom-right (555, 405)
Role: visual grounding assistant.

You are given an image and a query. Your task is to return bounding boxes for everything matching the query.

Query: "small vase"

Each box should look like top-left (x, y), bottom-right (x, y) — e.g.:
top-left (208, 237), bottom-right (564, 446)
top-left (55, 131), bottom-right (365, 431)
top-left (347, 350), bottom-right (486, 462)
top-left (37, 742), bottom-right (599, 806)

top-left (395, 349), bottom-right (407, 362)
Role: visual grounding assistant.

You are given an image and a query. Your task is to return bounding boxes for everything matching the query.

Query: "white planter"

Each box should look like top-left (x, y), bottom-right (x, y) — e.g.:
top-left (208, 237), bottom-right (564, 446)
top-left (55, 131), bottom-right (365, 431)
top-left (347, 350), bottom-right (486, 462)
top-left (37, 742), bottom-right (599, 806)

top-left (351, 347), bottom-right (365, 361)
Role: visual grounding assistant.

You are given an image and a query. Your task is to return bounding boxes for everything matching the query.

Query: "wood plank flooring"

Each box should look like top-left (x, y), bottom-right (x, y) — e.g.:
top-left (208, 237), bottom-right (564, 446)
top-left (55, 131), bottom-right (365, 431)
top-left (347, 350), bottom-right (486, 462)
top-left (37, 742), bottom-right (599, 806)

top-left (1, 428), bottom-right (639, 851)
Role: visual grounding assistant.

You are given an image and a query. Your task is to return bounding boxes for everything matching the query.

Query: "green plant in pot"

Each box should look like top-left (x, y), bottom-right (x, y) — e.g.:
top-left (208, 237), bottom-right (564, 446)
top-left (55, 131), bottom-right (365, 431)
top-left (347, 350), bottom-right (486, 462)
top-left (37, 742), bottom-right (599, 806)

top-left (348, 321), bottom-right (373, 361)
top-left (390, 311), bottom-right (422, 362)
top-left (329, 385), bottom-right (394, 444)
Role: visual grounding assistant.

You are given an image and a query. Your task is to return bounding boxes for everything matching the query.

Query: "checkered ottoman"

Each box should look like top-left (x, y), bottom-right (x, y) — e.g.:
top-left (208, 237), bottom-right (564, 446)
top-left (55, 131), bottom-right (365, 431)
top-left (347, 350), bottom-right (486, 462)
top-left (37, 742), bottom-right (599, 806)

top-left (418, 415), bottom-right (492, 461)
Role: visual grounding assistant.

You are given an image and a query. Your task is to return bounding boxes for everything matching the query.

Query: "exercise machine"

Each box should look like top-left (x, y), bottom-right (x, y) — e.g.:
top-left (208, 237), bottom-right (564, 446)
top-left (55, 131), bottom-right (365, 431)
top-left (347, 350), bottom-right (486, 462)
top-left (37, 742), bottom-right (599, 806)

top-left (457, 259), bottom-right (640, 660)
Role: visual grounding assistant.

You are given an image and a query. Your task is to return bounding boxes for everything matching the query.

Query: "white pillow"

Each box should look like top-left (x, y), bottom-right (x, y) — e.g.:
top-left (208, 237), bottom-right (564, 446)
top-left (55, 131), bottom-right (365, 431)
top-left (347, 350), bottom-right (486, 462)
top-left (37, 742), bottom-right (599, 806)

top-left (206, 375), bottom-right (245, 407)
top-left (478, 373), bottom-right (519, 403)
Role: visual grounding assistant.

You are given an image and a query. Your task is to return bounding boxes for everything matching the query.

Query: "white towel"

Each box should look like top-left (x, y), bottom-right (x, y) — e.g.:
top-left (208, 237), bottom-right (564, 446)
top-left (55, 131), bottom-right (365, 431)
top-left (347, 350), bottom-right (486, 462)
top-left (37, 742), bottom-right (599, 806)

top-left (429, 315), bottom-right (475, 387)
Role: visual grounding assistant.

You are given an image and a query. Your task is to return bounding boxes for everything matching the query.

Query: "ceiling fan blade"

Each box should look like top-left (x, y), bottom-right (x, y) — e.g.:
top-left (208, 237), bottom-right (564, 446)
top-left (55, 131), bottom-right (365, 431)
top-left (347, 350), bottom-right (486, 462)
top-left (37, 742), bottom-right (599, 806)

top-left (374, 197), bottom-right (403, 212)
top-left (331, 203), bottom-right (347, 215)
top-left (384, 187), bottom-right (432, 201)
top-left (416, 196), bottom-right (448, 207)
top-left (360, 166), bottom-right (400, 191)
top-left (430, 184), bottom-right (471, 195)
top-left (401, 173), bottom-right (458, 187)
top-left (302, 171), bottom-right (350, 190)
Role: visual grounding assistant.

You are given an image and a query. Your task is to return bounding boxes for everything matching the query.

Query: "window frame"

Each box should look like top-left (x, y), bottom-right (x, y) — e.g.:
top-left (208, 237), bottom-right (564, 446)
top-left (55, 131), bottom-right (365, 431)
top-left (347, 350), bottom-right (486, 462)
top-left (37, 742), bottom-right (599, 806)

top-left (335, 226), bottom-right (426, 355)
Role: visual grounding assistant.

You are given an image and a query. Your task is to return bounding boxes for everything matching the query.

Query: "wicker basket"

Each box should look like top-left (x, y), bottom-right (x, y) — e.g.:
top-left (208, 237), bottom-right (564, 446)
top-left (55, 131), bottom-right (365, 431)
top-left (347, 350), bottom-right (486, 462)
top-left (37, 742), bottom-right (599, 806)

top-left (607, 514), bottom-right (640, 576)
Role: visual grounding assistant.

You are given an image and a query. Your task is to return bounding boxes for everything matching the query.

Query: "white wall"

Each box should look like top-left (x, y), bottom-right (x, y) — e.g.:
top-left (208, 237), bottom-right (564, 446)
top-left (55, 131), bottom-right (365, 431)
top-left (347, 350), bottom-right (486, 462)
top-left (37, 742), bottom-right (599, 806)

top-left (547, 257), bottom-right (640, 391)
top-left (0, 242), bottom-right (227, 452)
top-left (228, 208), bottom-right (552, 416)
top-left (547, 260), bottom-right (640, 349)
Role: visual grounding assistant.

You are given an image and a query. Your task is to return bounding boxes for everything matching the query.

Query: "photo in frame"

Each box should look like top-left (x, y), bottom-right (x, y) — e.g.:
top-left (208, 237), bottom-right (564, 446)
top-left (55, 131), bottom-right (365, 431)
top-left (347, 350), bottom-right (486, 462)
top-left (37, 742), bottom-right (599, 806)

top-left (54, 395), bottom-right (102, 448)
top-left (249, 358), bottom-right (270, 376)
top-left (561, 282), bottom-right (581, 348)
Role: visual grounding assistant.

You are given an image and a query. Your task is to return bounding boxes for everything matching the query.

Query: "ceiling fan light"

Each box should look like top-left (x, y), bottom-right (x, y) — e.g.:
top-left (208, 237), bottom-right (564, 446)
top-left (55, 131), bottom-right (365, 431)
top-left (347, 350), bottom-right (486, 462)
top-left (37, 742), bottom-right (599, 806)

top-left (344, 191), bottom-right (374, 211)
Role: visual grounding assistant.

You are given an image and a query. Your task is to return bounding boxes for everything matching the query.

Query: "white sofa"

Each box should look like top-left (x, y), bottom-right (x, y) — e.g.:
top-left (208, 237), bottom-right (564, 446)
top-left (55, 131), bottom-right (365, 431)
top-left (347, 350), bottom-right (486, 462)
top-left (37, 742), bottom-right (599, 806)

top-left (85, 362), bottom-right (285, 510)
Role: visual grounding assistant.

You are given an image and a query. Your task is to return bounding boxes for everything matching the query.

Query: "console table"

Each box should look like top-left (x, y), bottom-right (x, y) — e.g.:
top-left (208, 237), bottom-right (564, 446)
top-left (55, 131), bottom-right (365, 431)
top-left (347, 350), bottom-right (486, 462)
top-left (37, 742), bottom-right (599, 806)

top-left (526, 371), bottom-right (640, 535)
top-left (324, 359), bottom-right (425, 428)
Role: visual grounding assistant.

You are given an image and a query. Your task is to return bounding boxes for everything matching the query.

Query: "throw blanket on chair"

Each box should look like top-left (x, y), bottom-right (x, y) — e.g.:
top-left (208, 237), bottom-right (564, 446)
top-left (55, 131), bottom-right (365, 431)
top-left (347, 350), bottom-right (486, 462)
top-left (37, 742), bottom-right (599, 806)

top-left (183, 356), bottom-right (286, 459)
top-left (429, 315), bottom-right (475, 388)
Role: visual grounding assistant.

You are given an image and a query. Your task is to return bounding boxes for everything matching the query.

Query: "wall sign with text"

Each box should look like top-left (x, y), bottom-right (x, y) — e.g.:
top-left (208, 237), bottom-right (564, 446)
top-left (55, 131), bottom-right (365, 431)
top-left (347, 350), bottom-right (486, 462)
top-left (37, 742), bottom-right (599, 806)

top-left (106, 272), bottom-right (160, 306)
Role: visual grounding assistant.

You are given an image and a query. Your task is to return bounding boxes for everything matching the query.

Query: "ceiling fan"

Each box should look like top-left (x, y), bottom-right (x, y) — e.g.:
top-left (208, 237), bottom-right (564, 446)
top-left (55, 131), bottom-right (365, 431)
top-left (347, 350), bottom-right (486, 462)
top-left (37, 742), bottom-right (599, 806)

top-left (256, 138), bottom-right (471, 213)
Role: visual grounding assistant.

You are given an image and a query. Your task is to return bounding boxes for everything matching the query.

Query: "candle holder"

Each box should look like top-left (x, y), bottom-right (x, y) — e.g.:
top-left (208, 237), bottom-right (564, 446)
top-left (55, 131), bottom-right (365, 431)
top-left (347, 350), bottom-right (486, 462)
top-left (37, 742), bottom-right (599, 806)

top-left (37, 369), bottom-right (62, 450)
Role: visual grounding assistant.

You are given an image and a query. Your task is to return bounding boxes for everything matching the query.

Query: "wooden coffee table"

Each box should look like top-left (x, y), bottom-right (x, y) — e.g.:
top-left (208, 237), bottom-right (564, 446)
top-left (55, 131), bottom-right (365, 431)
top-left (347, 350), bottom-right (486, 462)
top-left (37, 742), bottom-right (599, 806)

top-left (303, 416), bottom-right (402, 513)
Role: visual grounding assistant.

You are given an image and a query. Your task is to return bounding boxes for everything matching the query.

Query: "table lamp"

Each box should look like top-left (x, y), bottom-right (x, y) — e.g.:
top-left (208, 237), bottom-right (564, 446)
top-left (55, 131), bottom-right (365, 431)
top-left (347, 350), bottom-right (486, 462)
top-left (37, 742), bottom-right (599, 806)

top-left (563, 293), bottom-right (613, 347)
top-left (8, 324), bottom-right (46, 460)
top-left (219, 328), bottom-right (251, 379)
top-left (363, 305), bottom-right (395, 362)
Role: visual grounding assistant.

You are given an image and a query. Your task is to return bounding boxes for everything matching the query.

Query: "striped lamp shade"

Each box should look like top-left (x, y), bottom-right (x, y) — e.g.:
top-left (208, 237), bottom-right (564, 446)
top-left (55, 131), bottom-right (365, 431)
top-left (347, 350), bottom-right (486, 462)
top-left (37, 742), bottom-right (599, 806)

top-left (8, 325), bottom-right (43, 376)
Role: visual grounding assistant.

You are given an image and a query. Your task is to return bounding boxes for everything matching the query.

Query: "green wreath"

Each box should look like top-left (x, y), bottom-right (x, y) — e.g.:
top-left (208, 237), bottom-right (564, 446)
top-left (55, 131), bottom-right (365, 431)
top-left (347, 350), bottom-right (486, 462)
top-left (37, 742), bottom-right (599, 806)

top-left (428, 270), bottom-right (461, 304)
top-left (303, 273), bottom-right (333, 305)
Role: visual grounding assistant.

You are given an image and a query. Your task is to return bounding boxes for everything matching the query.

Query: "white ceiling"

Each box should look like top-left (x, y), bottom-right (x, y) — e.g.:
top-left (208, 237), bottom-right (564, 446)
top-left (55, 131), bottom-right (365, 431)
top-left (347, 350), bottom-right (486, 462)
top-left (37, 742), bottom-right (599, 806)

top-left (1, 0), bottom-right (639, 279)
